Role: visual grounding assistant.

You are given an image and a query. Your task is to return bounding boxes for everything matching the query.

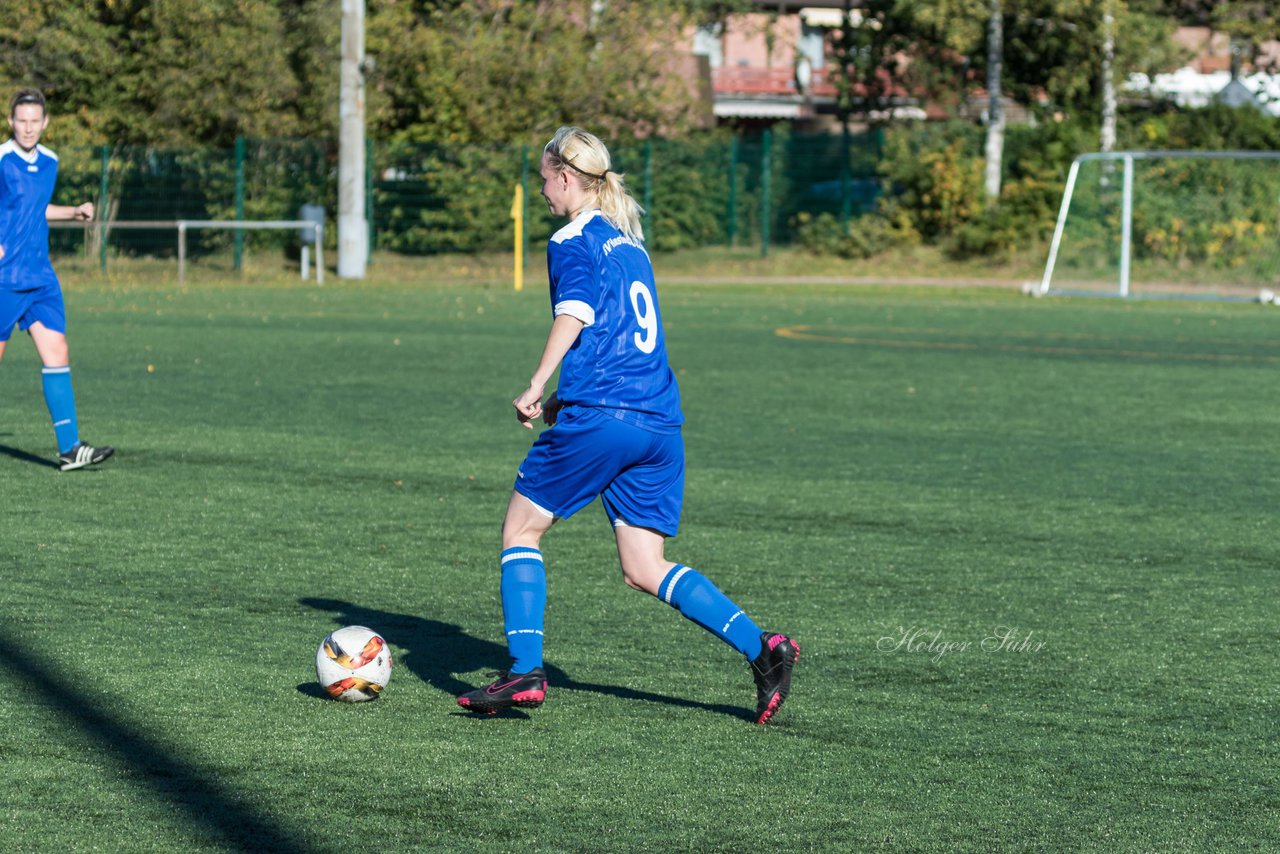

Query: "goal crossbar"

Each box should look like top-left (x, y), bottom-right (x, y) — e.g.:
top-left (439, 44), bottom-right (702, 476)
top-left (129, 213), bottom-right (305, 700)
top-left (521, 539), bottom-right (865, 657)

top-left (1039, 150), bottom-right (1280, 298)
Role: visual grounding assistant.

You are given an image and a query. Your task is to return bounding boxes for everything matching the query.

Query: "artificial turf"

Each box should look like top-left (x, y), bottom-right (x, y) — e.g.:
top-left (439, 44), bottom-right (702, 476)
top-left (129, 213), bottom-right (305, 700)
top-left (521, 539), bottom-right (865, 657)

top-left (1, 271), bottom-right (1276, 851)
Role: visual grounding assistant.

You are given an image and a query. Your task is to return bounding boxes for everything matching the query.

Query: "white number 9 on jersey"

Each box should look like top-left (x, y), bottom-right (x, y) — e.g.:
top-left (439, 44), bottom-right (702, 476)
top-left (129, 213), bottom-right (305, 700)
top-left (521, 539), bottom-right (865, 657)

top-left (629, 281), bottom-right (658, 354)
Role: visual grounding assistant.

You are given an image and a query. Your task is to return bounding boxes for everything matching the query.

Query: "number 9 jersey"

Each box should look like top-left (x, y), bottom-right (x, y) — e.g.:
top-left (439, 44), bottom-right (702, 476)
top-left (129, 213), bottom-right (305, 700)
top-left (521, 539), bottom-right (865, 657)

top-left (546, 210), bottom-right (683, 431)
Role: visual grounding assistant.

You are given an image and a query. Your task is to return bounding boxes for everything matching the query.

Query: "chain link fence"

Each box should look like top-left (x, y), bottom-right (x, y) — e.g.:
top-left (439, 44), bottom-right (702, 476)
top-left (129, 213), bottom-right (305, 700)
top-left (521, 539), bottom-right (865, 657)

top-left (48, 130), bottom-right (886, 269)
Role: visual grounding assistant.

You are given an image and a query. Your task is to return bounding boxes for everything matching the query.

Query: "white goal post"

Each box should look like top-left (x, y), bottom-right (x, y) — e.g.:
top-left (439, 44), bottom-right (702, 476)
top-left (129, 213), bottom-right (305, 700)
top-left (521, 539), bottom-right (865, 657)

top-left (1038, 150), bottom-right (1280, 299)
top-left (53, 219), bottom-right (325, 284)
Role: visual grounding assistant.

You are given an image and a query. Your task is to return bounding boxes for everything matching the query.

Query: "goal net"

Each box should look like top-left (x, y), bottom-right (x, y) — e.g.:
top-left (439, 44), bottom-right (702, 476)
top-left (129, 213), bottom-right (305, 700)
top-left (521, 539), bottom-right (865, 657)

top-left (1038, 151), bottom-right (1280, 300)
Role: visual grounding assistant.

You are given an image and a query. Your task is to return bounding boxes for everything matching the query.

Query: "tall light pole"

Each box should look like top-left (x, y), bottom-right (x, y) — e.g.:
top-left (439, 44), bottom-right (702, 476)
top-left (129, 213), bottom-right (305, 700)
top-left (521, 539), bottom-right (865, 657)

top-left (983, 0), bottom-right (1004, 201)
top-left (338, 0), bottom-right (367, 279)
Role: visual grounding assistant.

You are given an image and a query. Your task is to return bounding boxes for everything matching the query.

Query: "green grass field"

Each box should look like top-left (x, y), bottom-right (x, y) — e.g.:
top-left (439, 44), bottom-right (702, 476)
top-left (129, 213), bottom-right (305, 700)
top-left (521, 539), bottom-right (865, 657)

top-left (2, 268), bottom-right (1277, 852)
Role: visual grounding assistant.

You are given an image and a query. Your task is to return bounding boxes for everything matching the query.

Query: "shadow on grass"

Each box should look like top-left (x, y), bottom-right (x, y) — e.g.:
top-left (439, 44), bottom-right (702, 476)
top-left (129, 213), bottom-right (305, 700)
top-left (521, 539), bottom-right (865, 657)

top-left (0, 625), bottom-right (308, 853)
top-left (0, 443), bottom-right (59, 469)
top-left (300, 598), bottom-right (752, 722)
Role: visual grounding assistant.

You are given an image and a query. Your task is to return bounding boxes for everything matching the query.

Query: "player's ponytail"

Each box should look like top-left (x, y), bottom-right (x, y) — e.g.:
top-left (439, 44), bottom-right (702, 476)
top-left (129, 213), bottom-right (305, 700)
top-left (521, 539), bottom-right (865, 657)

top-left (544, 126), bottom-right (645, 243)
top-left (597, 169), bottom-right (645, 244)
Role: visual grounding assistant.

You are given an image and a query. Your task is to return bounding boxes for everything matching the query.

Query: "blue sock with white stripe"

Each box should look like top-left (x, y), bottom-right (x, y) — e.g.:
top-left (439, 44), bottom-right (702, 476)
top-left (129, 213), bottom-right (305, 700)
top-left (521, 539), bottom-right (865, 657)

top-left (41, 366), bottom-right (80, 454)
top-left (500, 547), bottom-right (547, 674)
top-left (658, 565), bottom-right (763, 660)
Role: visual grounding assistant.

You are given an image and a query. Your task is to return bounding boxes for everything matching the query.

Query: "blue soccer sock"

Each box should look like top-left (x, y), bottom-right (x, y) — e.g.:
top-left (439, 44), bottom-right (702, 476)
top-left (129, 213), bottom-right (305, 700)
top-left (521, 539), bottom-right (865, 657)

top-left (658, 565), bottom-right (763, 660)
top-left (500, 547), bottom-right (547, 674)
top-left (41, 366), bottom-right (80, 454)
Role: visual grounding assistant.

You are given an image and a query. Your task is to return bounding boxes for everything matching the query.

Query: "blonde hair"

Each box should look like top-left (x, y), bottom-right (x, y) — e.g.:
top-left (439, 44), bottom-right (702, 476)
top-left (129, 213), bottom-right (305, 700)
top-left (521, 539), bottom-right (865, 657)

top-left (544, 126), bottom-right (645, 242)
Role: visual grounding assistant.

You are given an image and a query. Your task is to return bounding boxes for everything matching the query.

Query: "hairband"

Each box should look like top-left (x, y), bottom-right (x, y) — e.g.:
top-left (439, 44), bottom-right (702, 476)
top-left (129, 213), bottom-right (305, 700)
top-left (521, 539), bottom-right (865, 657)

top-left (563, 152), bottom-right (610, 182)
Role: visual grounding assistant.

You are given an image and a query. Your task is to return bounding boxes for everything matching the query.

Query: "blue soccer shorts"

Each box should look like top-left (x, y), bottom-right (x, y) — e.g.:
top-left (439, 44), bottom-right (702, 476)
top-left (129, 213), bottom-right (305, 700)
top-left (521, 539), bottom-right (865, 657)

top-left (514, 405), bottom-right (685, 537)
top-left (0, 284), bottom-right (67, 342)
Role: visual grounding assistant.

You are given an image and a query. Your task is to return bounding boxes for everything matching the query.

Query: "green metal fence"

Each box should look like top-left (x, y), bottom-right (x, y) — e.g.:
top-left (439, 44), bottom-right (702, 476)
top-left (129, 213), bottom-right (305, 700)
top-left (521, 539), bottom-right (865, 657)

top-left (48, 130), bottom-right (886, 266)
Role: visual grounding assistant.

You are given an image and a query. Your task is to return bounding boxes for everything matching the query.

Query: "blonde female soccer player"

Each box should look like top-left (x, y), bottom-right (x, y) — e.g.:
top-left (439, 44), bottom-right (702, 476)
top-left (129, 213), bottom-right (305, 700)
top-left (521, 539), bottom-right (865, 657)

top-left (457, 127), bottom-right (797, 724)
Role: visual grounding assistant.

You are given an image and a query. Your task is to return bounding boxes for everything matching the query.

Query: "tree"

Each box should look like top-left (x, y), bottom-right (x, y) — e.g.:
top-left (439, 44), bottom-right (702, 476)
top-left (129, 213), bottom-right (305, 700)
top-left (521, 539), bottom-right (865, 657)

top-left (1101, 0), bottom-right (1117, 152)
top-left (279, 0), bottom-right (341, 141)
top-left (121, 0), bottom-right (304, 146)
top-left (828, 0), bottom-right (975, 121)
top-left (1211, 2), bottom-right (1280, 72)
top-left (839, 1), bottom-right (1184, 197)
top-left (1157, 0), bottom-right (1214, 24)
top-left (1157, 0), bottom-right (1280, 69)
top-left (365, 0), bottom-right (717, 144)
top-left (0, 0), bottom-right (318, 147)
top-left (996, 0), bottom-right (1182, 116)
top-left (0, 3), bottom-right (119, 147)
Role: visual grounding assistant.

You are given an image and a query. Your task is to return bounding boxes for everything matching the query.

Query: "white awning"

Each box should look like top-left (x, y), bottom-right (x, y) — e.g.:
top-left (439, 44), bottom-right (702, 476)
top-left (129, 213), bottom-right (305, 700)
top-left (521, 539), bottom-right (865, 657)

top-left (713, 99), bottom-right (806, 119)
top-left (801, 7), bottom-right (847, 27)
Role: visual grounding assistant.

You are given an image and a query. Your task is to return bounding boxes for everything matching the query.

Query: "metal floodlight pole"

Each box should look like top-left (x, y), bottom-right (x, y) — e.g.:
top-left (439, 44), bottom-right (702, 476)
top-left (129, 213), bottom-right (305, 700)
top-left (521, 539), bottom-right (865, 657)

top-left (983, 0), bottom-right (1004, 200)
top-left (338, 0), bottom-right (368, 279)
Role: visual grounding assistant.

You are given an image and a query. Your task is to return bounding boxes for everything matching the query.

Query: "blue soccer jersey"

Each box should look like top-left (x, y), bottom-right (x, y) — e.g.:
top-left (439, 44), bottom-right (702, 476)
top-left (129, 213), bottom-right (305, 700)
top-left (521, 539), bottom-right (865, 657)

top-left (0, 140), bottom-right (60, 291)
top-left (547, 210), bottom-right (683, 430)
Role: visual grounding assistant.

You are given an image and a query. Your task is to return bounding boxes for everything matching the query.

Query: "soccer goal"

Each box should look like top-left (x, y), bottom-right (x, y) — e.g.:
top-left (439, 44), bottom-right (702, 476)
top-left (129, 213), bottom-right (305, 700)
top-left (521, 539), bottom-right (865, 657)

top-left (1037, 150), bottom-right (1280, 301)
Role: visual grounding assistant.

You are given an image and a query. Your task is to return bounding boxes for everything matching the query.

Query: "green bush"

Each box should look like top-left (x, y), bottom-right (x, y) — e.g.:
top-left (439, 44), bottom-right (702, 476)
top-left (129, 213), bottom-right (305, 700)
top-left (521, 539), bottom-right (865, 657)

top-left (1129, 157), bottom-right (1280, 273)
top-left (612, 134), bottom-right (736, 253)
top-left (792, 209), bottom-right (908, 260)
top-left (373, 141), bottom-right (527, 255)
top-left (879, 123), bottom-right (986, 242)
top-left (949, 169), bottom-right (1064, 260)
top-left (1126, 102), bottom-right (1280, 151)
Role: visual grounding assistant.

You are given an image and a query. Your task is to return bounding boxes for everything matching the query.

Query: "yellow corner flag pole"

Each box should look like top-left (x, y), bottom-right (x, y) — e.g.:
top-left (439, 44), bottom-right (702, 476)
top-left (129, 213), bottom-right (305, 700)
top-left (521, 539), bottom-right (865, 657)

top-left (511, 183), bottom-right (524, 292)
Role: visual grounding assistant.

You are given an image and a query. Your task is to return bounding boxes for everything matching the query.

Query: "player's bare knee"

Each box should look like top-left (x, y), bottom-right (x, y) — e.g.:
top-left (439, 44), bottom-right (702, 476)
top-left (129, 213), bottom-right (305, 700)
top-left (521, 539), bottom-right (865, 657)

top-left (619, 559), bottom-right (666, 597)
top-left (501, 493), bottom-right (555, 549)
top-left (620, 570), bottom-right (648, 593)
top-left (501, 514), bottom-right (551, 550)
top-left (501, 520), bottom-right (540, 550)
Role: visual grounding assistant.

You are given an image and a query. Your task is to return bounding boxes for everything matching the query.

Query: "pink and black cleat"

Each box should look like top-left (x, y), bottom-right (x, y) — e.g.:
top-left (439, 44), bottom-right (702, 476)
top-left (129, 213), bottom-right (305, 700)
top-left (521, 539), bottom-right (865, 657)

top-left (457, 668), bottom-right (547, 715)
top-left (750, 632), bottom-right (798, 725)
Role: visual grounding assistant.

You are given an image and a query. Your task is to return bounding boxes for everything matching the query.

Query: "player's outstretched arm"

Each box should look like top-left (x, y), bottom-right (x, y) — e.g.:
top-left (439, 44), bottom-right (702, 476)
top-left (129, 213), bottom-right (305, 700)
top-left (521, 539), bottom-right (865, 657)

top-left (46, 202), bottom-right (94, 221)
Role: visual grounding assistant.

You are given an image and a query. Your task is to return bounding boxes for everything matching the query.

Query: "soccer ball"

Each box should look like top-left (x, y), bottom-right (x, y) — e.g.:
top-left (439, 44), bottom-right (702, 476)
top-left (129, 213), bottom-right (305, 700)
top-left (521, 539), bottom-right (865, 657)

top-left (315, 625), bottom-right (392, 702)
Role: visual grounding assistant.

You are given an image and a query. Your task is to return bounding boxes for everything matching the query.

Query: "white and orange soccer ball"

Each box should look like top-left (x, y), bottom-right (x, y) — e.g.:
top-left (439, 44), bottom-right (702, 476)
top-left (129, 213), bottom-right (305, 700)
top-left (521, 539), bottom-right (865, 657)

top-left (315, 625), bottom-right (392, 702)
